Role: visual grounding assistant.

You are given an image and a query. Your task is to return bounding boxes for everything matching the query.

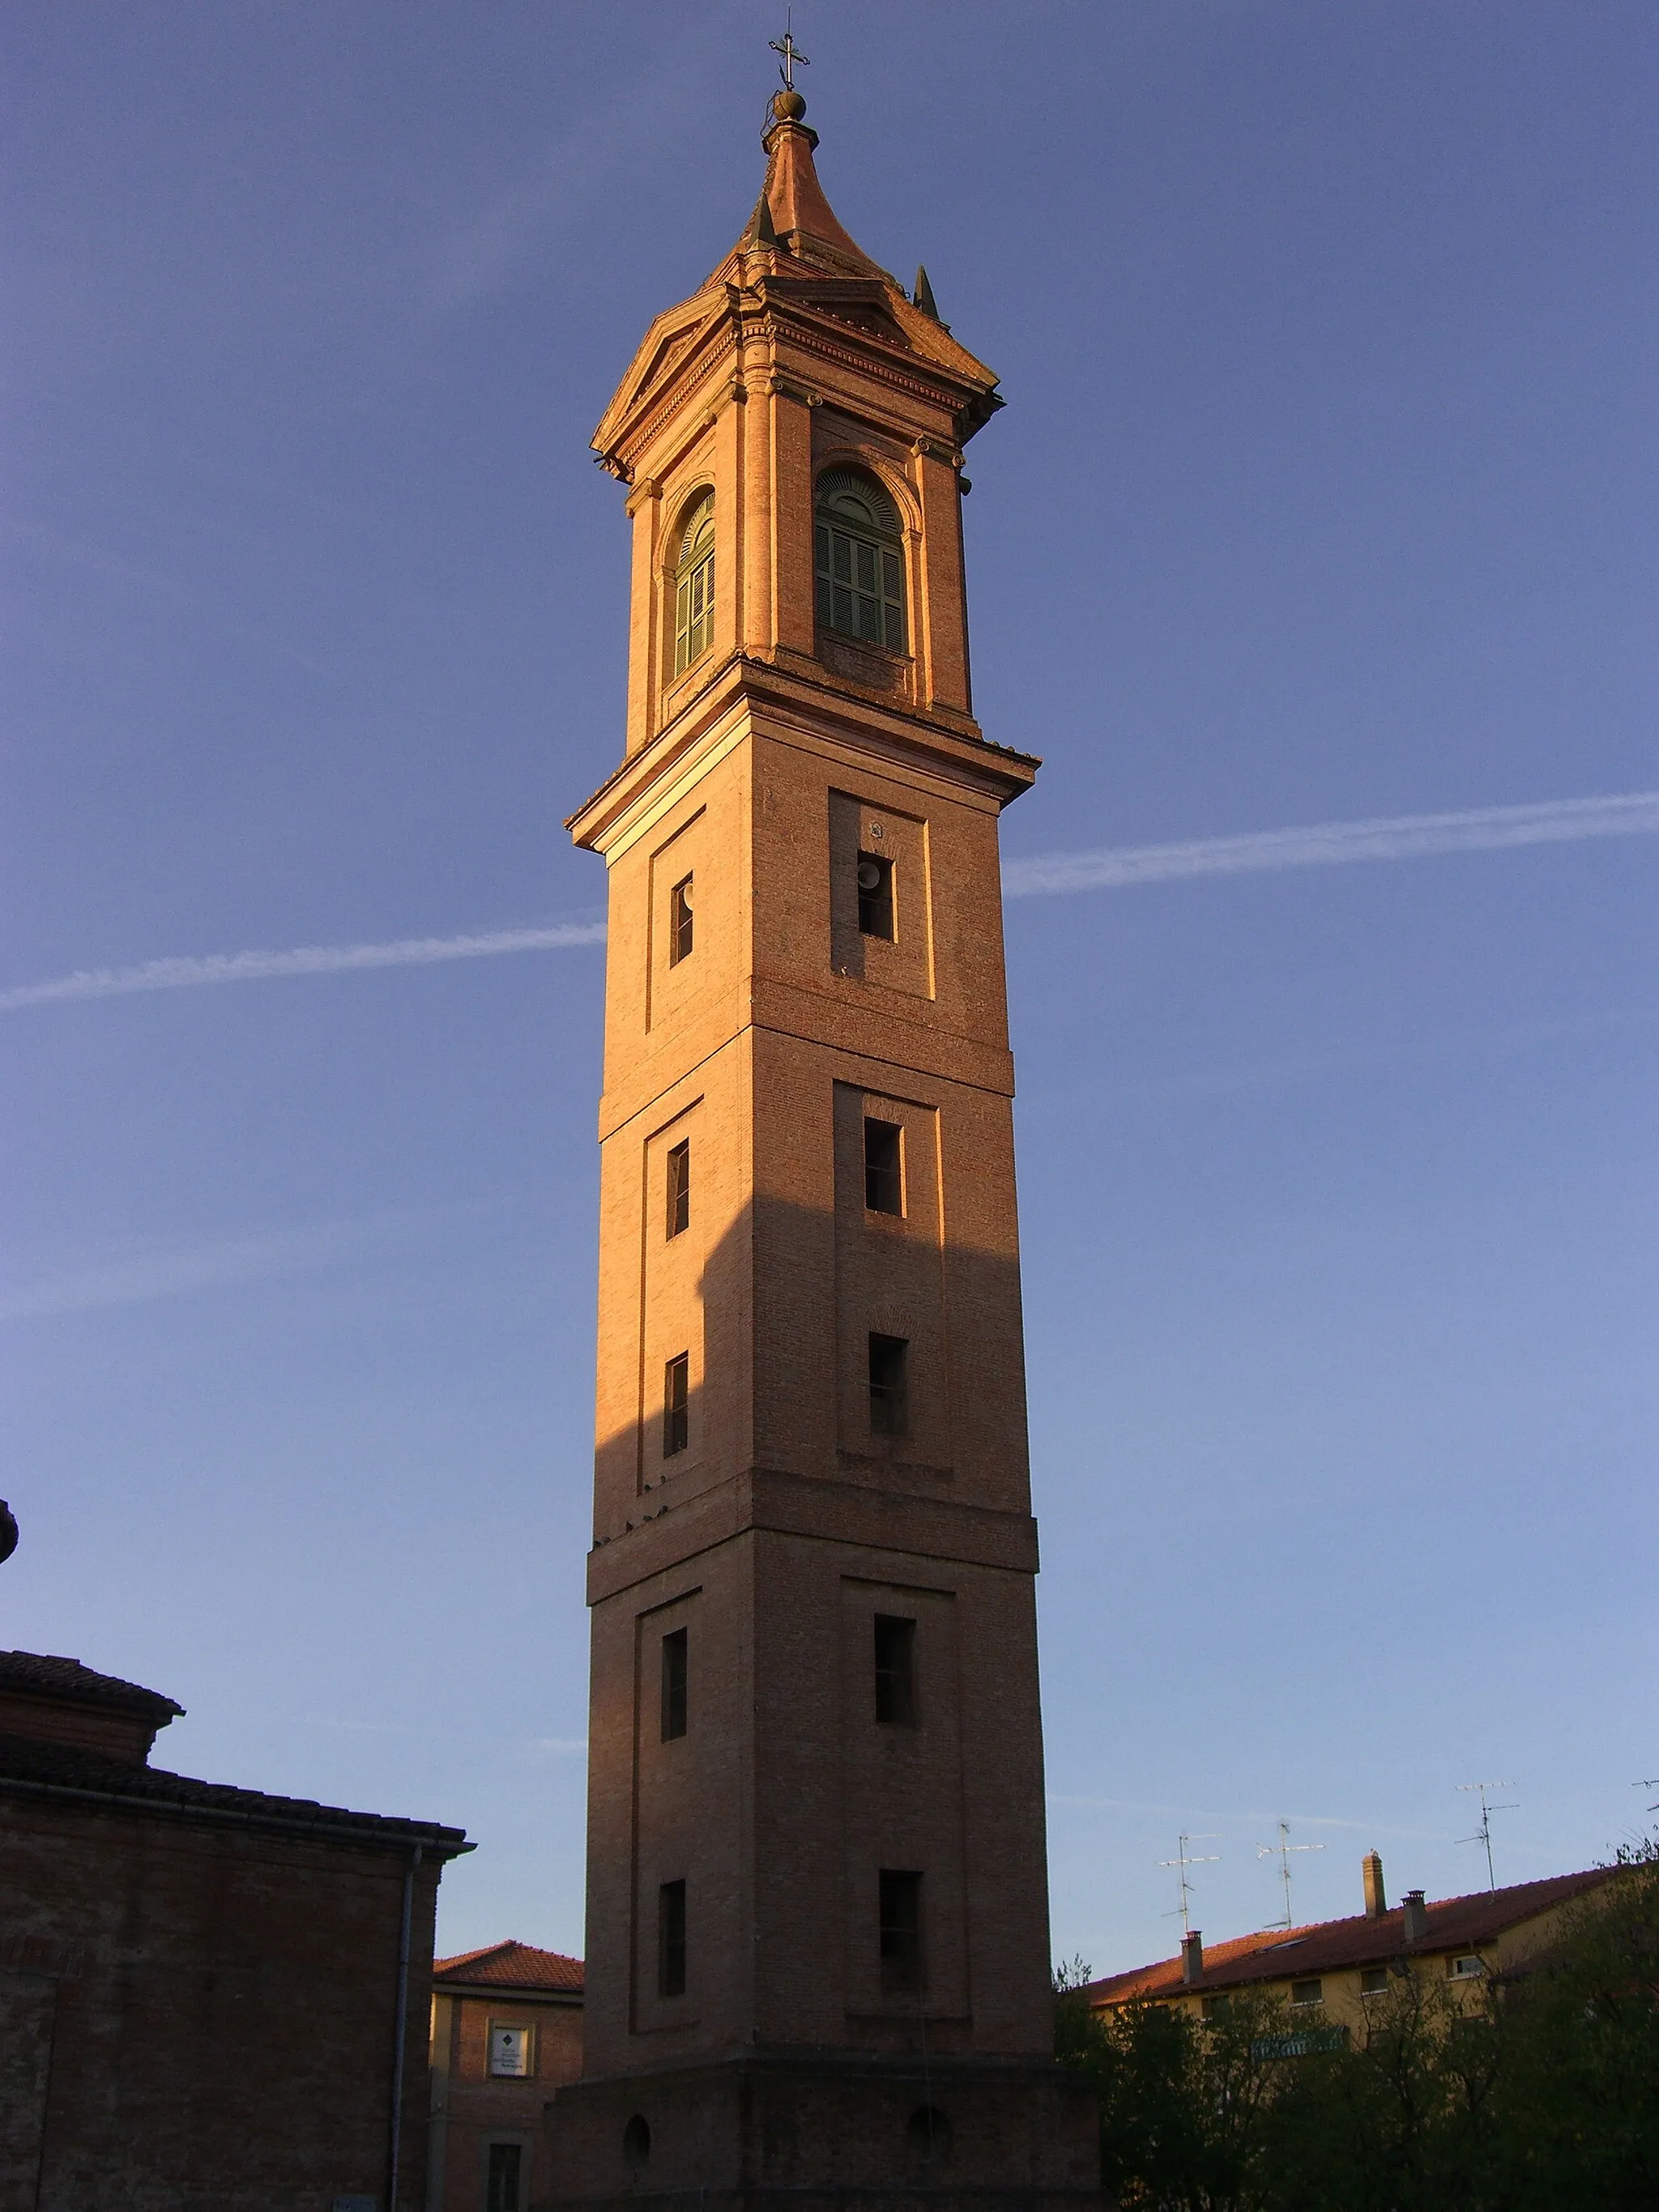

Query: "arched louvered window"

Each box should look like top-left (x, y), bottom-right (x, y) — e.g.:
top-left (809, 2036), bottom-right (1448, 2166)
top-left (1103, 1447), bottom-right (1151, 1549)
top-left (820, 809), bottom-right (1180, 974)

top-left (673, 492), bottom-right (715, 675)
top-left (815, 468), bottom-right (906, 653)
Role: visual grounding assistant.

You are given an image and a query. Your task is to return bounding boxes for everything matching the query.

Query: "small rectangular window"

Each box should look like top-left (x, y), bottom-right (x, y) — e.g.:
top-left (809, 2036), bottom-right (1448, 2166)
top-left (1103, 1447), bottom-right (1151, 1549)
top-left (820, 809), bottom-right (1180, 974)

top-left (666, 1140), bottom-right (690, 1238)
top-left (856, 852), bottom-right (893, 939)
top-left (873, 1614), bottom-right (917, 1725)
top-left (1290, 1978), bottom-right (1324, 2007)
top-left (669, 875), bottom-right (693, 965)
top-left (658, 1878), bottom-right (687, 1998)
top-left (868, 1334), bottom-right (908, 1437)
top-left (663, 1353), bottom-right (689, 1457)
top-left (1359, 1967), bottom-right (1389, 1997)
top-left (488, 2024), bottom-right (531, 2078)
top-left (879, 1868), bottom-right (924, 1993)
top-left (1448, 1954), bottom-right (1483, 1980)
top-left (1201, 1993), bottom-right (1234, 2020)
top-left (485, 2142), bottom-right (523, 2212)
top-left (661, 1626), bottom-right (688, 1741)
top-left (863, 1119), bottom-right (902, 1215)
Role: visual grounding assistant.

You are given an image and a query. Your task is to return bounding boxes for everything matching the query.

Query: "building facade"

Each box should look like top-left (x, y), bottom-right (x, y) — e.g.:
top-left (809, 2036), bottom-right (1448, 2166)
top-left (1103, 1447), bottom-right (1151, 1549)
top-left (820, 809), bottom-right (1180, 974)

top-left (428, 1941), bottom-right (584, 2212)
top-left (0, 1647), bottom-right (468, 2212)
top-left (544, 84), bottom-right (1097, 2209)
top-left (1084, 1854), bottom-right (1622, 2039)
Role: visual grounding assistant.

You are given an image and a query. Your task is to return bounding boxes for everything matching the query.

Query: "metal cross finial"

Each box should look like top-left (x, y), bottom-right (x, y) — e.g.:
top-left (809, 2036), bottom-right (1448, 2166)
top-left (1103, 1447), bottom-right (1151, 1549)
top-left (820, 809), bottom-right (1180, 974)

top-left (770, 20), bottom-right (809, 90)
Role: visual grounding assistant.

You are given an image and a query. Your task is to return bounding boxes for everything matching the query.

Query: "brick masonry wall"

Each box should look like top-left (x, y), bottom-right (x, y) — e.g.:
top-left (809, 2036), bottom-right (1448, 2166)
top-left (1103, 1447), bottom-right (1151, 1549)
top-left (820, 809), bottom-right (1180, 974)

top-left (0, 1792), bottom-right (440, 2212)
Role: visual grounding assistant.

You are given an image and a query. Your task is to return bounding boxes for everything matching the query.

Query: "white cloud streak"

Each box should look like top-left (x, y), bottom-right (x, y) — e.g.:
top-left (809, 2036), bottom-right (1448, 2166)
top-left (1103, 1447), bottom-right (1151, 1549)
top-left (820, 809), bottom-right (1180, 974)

top-left (1002, 790), bottom-right (1659, 897)
top-left (0, 922), bottom-right (606, 1012)
top-left (5, 792), bottom-right (1652, 1016)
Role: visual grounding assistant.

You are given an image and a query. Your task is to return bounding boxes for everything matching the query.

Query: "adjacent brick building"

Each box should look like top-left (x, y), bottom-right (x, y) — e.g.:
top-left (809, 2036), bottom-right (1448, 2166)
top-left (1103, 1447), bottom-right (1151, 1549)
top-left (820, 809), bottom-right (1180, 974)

top-left (546, 79), bottom-right (1098, 2209)
top-left (427, 1942), bottom-right (584, 2212)
top-left (0, 1647), bottom-right (469, 2210)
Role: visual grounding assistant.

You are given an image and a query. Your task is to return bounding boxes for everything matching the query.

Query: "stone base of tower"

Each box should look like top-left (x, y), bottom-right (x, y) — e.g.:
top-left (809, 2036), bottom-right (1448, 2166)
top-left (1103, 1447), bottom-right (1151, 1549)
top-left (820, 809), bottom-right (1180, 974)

top-left (535, 2048), bottom-right (1101, 2209)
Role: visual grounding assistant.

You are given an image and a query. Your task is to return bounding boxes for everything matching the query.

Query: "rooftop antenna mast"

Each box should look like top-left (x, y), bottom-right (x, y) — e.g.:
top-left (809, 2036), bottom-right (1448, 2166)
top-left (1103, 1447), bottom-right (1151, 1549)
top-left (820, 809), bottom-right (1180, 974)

top-left (1257, 1818), bottom-right (1324, 1930)
top-left (1456, 1782), bottom-right (1518, 1890)
top-left (1636, 1779), bottom-right (1658, 1814)
top-left (1158, 1834), bottom-right (1220, 1938)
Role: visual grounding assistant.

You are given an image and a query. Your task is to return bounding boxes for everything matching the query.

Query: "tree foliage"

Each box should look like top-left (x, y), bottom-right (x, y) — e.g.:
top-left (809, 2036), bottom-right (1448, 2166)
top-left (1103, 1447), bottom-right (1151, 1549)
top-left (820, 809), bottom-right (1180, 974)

top-left (1056, 1844), bottom-right (1659, 2211)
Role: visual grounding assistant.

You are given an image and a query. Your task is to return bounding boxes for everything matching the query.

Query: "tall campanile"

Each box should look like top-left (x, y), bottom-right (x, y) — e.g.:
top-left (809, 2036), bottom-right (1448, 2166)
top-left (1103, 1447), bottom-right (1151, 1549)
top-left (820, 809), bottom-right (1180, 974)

top-left (547, 82), bottom-right (1098, 2211)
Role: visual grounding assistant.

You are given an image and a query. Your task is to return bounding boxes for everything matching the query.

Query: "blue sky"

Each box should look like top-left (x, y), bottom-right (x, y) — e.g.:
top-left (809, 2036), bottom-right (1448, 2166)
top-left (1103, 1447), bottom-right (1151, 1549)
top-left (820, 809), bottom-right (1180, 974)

top-left (2, 2), bottom-right (1654, 1975)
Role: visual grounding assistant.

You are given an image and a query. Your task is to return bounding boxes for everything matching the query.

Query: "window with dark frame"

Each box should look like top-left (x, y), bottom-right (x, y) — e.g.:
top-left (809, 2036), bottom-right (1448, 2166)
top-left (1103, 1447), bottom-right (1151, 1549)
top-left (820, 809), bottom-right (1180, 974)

top-left (864, 1119), bottom-right (902, 1215)
top-left (661, 1626), bottom-right (688, 1741)
top-left (879, 1868), bottom-right (924, 1993)
top-left (856, 853), bottom-right (894, 939)
top-left (658, 1878), bottom-right (687, 1998)
top-left (673, 494), bottom-right (714, 674)
top-left (669, 876), bottom-right (694, 965)
top-left (1290, 1978), bottom-right (1324, 2007)
top-left (868, 1334), bottom-right (908, 1436)
top-left (814, 470), bottom-right (906, 651)
top-left (873, 1614), bottom-right (917, 1725)
top-left (666, 1140), bottom-right (690, 1238)
top-left (486, 2143), bottom-right (523, 2212)
top-left (663, 1353), bottom-right (689, 1457)
top-left (1359, 1968), bottom-right (1388, 1997)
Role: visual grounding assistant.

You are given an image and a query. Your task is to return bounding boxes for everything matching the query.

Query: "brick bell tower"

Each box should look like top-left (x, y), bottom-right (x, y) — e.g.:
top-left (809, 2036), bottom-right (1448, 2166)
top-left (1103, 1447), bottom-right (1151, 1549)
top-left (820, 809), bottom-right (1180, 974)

top-left (547, 79), bottom-right (1098, 2210)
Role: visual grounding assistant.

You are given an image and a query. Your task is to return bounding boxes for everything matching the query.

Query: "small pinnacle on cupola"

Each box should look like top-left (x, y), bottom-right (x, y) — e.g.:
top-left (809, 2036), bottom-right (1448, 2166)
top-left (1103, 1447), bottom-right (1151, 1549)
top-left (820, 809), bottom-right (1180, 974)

top-left (913, 265), bottom-right (940, 319)
top-left (745, 190), bottom-right (779, 249)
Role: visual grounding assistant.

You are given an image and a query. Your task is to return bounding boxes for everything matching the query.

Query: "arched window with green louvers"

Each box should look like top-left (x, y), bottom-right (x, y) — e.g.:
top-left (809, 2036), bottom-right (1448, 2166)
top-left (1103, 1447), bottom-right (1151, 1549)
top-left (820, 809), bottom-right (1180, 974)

top-left (672, 492), bottom-right (715, 674)
top-left (815, 468), bottom-right (906, 653)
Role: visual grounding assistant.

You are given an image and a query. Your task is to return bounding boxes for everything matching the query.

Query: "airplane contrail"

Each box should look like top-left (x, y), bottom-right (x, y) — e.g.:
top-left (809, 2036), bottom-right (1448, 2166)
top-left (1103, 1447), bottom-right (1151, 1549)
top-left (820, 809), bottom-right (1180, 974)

top-left (3, 791), bottom-right (1653, 1012)
top-left (1000, 790), bottom-right (1659, 897)
top-left (0, 922), bottom-right (607, 1012)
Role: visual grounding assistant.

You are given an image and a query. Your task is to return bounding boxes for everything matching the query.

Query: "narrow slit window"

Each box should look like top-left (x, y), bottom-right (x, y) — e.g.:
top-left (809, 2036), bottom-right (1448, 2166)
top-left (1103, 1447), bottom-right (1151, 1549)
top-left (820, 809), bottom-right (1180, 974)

top-left (658, 1879), bottom-right (687, 1998)
top-left (856, 853), bottom-right (893, 940)
top-left (660, 1627), bottom-right (688, 1741)
top-left (864, 1119), bottom-right (902, 1215)
top-left (663, 1353), bottom-right (689, 1457)
top-left (673, 493), bottom-right (714, 674)
top-left (879, 1869), bottom-right (924, 1993)
top-left (666, 1140), bottom-right (690, 1238)
top-left (868, 1334), bottom-right (908, 1437)
top-left (669, 876), bottom-right (693, 966)
top-left (873, 1614), bottom-right (917, 1725)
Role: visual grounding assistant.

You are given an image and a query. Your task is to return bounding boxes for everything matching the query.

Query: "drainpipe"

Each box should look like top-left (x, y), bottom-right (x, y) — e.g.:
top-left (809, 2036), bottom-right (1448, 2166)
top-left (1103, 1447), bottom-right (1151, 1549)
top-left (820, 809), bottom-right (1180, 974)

top-left (387, 1844), bottom-right (423, 2212)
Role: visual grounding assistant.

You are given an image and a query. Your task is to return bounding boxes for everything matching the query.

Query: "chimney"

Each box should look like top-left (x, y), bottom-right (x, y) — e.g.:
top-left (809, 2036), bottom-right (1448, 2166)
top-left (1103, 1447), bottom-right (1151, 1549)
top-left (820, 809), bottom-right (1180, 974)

top-left (1401, 1890), bottom-right (1427, 1943)
top-left (1181, 1931), bottom-right (1204, 1984)
top-left (1363, 1851), bottom-right (1387, 1919)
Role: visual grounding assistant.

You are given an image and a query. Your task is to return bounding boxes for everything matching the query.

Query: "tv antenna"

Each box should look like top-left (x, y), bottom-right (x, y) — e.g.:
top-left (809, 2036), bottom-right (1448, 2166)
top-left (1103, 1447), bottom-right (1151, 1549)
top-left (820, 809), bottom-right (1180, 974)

top-left (1456, 1782), bottom-right (1518, 1890)
top-left (1257, 1818), bottom-right (1324, 1930)
top-left (1158, 1834), bottom-right (1220, 1937)
top-left (1636, 1778), bottom-right (1659, 1814)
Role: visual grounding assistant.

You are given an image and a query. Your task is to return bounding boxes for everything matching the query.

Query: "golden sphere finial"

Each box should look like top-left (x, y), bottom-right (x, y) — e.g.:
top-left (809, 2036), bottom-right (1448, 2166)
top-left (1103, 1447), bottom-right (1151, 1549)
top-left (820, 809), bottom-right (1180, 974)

top-left (773, 87), bottom-right (807, 122)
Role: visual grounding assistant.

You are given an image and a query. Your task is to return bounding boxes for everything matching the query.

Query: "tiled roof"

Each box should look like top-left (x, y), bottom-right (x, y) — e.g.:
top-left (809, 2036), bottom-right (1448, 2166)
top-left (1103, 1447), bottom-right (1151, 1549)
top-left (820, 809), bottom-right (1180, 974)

top-left (0, 1651), bottom-right (184, 1722)
top-left (434, 1939), bottom-right (584, 1993)
top-left (1085, 1869), bottom-right (1619, 2006)
top-left (0, 1732), bottom-right (470, 1856)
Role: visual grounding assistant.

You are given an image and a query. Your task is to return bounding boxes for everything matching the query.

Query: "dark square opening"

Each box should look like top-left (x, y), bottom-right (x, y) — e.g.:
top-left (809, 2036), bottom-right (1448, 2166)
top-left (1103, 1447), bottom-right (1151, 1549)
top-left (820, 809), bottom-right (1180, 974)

top-left (864, 1119), bottom-right (902, 1215)
top-left (669, 876), bottom-right (693, 965)
top-left (868, 1334), bottom-right (908, 1437)
top-left (856, 852), bottom-right (893, 939)
top-left (873, 1613), bottom-right (917, 1725)
top-left (663, 1353), bottom-right (689, 1457)
top-left (660, 1627), bottom-right (688, 1741)
top-left (879, 1868), bottom-right (924, 1993)
top-left (658, 1878), bottom-right (687, 1998)
top-left (666, 1140), bottom-right (690, 1238)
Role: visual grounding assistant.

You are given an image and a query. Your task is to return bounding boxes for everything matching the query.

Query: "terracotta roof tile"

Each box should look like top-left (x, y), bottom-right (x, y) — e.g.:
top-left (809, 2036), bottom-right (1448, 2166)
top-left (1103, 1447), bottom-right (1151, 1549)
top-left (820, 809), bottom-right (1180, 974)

top-left (0, 1650), bottom-right (183, 1721)
top-left (0, 1731), bottom-right (469, 1855)
top-left (433, 1939), bottom-right (584, 1993)
top-left (1085, 1869), bottom-right (1618, 2005)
